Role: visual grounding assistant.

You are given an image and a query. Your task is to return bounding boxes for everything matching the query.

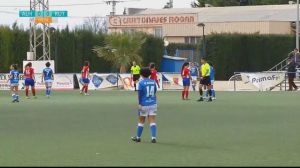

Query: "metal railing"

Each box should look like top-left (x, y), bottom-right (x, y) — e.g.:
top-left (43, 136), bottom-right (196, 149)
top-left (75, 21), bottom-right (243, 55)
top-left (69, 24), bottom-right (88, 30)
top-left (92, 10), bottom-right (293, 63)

top-left (268, 57), bottom-right (290, 71)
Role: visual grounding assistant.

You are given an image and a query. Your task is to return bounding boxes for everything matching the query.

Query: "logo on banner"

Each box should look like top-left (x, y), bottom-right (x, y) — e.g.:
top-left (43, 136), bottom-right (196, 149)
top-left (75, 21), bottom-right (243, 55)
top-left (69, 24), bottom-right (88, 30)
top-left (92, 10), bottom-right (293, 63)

top-left (92, 75), bottom-right (104, 88)
top-left (106, 75), bottom-right (118, 85)
top-left (173, 78), bottom-right (179, 85)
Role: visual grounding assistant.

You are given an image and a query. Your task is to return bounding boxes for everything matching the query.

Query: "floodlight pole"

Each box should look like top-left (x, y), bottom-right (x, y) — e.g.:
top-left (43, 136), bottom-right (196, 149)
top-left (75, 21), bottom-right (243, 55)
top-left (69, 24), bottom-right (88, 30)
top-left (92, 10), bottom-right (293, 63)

top-left (297, 0), bottom-right (299, 50)
top-left (29, 0), bottom-right (51, 61)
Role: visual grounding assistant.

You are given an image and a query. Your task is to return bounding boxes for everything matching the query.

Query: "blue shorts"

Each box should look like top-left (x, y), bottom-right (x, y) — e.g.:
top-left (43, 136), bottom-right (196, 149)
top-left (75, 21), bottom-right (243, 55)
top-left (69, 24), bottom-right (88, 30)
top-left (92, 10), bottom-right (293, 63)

top-left (25, 78), bottom-right (35, 87)
top-left (82, 78), bottom-right (90, 84)
top-left (183, 78), bottom-right (190, 86)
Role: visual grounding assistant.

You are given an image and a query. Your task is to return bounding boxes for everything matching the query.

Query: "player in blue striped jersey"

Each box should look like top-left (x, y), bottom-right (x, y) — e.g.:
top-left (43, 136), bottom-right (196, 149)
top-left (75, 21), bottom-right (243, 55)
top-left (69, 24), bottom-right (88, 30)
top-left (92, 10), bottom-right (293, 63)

top-left (131, 67), bottom-right (158, 143)
top-left (41, 62), bottom-right (54, 98)
top-left (8, 64), bottom-right (20, 103)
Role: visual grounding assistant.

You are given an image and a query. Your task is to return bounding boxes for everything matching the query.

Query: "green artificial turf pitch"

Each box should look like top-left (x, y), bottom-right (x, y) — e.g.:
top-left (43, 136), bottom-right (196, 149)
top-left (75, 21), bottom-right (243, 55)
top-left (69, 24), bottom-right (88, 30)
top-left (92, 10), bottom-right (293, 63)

top-left (0, 91), bottom-right (300, 166)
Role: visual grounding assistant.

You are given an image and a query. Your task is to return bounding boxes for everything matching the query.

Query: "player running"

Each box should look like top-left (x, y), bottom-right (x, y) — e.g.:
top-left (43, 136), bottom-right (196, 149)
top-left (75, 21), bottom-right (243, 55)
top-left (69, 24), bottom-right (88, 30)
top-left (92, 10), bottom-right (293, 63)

top-left (189, 62), bottom-right (199, 91)
top-left (149, 62), bottom-right (160, 88)
top-left (131, 67), bottom-right (158, 143)
top-left (131, 61), bottom-right (141, 91)
top-left (198, 58), bottom-right (213, 102)
top-left (24, 62), bottom-right (36, 99)
top-left (80, 61), bottom-right (90, 96)
top-left (41, 62), bottom-right (54, 98)
top-left (8, 64), bottom-right (20, 103)
top-left (181, 62), bottom-right (191, 100)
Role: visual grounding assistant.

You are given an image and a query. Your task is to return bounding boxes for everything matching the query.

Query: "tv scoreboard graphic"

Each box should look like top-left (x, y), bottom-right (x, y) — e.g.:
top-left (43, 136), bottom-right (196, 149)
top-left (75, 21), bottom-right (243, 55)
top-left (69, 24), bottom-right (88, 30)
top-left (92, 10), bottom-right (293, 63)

top-left (19, 10), bottom-right (68, 23)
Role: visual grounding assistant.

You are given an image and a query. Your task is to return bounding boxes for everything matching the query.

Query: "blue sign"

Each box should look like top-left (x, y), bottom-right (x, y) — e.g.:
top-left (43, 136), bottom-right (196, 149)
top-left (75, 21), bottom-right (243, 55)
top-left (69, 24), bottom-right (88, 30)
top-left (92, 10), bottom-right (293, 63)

top-left (19, 10), bottom-right (68, 17)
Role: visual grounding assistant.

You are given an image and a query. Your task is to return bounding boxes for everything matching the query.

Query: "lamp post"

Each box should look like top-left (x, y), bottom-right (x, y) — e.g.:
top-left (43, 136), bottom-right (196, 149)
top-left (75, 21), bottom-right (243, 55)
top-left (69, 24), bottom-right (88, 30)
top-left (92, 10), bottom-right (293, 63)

top-left (197, 23), bottom-right (206, 58)
top-left (164, 38), bottom-right (169, 56)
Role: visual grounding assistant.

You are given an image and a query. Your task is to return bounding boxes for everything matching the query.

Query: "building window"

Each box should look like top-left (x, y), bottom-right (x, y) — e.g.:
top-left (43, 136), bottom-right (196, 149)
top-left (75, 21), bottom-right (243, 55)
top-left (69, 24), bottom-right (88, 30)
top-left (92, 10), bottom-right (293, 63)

top-left (184, 37), bottom-right (201, 44)
top-left (154, 28), bottom-right (163, 38)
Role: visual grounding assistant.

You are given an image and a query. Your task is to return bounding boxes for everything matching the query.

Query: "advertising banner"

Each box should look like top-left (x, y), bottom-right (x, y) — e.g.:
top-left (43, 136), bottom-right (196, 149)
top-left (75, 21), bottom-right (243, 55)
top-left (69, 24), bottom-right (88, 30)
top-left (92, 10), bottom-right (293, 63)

top-left (240, 72), bottom-right (286, 91)
top-left (119, 73), bottom-right (163, 91)
top-left (76, 73), bottom-right (119, 90)
top-left (0, 73), bottom-right (73, 90)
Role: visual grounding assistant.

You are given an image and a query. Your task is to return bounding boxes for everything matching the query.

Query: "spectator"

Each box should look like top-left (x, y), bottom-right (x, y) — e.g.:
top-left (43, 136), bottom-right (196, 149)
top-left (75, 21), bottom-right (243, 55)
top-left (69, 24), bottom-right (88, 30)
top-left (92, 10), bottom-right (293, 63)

top-left (287, 60), bottom-right (298, 91)
top-left (288, 48), bottom-right (299, 62)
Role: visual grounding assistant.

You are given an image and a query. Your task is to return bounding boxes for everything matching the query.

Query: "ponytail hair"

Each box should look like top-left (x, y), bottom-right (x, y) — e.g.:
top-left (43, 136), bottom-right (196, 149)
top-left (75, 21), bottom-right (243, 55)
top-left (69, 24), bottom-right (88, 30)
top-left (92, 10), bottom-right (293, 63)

top-left (181, 62), bottom-right (189, 74)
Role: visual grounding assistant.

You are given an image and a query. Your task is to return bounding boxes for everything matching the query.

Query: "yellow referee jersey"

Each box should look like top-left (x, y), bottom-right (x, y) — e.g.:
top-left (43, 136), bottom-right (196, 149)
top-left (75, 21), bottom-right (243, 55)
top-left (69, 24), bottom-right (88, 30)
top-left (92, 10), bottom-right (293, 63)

top-left (131, 65), bottom-right (141, 75)
top-left (201, 63), bottom-right (210, 77)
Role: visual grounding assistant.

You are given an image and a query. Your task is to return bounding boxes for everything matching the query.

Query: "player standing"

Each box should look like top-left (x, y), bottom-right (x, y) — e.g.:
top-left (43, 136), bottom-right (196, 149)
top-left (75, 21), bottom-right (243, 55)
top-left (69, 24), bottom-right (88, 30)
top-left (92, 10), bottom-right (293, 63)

top-left (149, 63), bottom-right (160, 88)
top-left (181, 62), bottom-right (191, 100)
top-left (131, 67), bottom-right (158, 143)
top-left (80, 61), bottom-right (90, 96)
top-left (131, 61), bottom-right (141, 91)
top-left (198, 58), bottom-right (212, 102)
top-left (41, 62), bottom-right (54, 98)
top-left (206, 62), bottom-right (216, 100)
top-left (8, 64), bottom-right (20, 103)
top-left (189, 62), bottom-right (199, 91)
top-left (24, 62), bottom-right (36, 99)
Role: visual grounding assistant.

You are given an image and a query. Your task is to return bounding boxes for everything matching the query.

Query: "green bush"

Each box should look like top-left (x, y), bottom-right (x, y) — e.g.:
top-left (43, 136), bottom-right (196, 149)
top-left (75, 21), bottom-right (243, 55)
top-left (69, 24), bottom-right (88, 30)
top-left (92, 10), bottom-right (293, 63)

top-left (205, 34), bottom-right (294, 80)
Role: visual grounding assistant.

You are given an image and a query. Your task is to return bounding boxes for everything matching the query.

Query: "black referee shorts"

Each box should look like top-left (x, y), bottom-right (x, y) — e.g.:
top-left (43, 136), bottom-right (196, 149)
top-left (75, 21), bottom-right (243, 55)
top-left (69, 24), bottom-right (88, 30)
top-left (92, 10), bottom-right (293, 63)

top-left (200, 76), bottom-right (211, 86)
top-left (133, 74), bottom-right (140, 82)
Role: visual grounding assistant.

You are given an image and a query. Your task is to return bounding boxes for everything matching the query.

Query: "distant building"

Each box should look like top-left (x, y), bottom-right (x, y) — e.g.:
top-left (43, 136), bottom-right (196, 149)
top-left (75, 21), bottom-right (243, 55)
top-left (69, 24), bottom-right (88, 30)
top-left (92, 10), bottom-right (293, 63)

top-left (108, 5), bottom-right (298, 44)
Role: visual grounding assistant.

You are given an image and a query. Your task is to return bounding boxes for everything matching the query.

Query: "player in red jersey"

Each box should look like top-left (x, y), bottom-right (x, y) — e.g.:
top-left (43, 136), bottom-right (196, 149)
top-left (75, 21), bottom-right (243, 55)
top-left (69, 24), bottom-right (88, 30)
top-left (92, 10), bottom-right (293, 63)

top-left (181, 62), bottom-right (191, 100)
top-left (80, 61), bottom-right (90, 96)
top-left (24, 62), bottom-right (36, 99)
top-left (149, 63), bottom-right (160, 88)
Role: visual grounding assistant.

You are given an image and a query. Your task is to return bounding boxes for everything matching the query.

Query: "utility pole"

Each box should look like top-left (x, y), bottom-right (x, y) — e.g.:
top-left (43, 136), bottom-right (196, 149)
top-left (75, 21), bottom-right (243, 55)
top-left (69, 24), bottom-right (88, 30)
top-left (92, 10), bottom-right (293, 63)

top-left (105, 0), bottom-right (124, 15)
top-left (29, 0), bottom-right (51, 60)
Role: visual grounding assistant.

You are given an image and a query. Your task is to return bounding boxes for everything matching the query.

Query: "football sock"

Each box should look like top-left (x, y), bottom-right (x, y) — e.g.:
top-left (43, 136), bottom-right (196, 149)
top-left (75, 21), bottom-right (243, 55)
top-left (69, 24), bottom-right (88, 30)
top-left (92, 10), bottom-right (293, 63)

top-left (208, 89), bottom-right (212, 97)
top-left (134, 83), bottom-right (136, 91)
top-left (150, 123), bottom-right (157, 140)
top-left (212, 89), bottom-right (216, 97)
top-left (192, 85), bottom-right (196, 91)
top-left (185, 90), bottom-right (189, 99)
top-left (85, 85), bottom-right (88, 93)
top-left (25, 88), bottom-right (29, 97)
top-left (137, 123), bottom-right (144, 138)
top-left (199, 89), bottom-right (203, 98)
top-left (32, 88), bottom-right (36, 96)
top-left (182, 90), bottom-right (185, 99)
top-left (12, 94), bottom-right (16, 100)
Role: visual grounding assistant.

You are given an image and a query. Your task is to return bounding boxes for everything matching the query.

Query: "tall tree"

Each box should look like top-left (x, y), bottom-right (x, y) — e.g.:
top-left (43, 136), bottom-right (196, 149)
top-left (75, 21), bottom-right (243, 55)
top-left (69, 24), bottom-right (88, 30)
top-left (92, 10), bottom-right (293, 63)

top-left (93, 33), bottom-right (146, 73)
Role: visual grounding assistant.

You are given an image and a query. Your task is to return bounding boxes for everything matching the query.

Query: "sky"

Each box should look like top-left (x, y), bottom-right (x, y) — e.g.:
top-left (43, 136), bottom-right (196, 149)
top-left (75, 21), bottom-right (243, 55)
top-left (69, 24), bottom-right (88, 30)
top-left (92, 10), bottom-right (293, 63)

top-left (0, 0), bottom-right (193, 29)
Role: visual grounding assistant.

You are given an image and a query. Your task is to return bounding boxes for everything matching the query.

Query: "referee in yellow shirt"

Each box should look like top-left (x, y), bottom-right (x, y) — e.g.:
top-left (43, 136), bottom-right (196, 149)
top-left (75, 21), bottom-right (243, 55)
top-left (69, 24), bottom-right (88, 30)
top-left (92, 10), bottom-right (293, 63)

top-left (198, 58), bottom-right (213, 102)
top-left (131, 61), bottom-right (141, 91)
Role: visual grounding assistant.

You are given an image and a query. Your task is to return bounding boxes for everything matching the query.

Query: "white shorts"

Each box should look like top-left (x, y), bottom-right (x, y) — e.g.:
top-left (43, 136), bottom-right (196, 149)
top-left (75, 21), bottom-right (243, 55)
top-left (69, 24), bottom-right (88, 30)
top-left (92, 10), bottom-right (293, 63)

top-left (211, 80), bottom-right (215, 85)
top-left (138, 104), bottom-right (158, 117)
top-left (10, 83), bottom-right (19, 87)
top-left (45, 80), bottom-right (53, 87)
top-left (191, 76), bottom-right (198, 81)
